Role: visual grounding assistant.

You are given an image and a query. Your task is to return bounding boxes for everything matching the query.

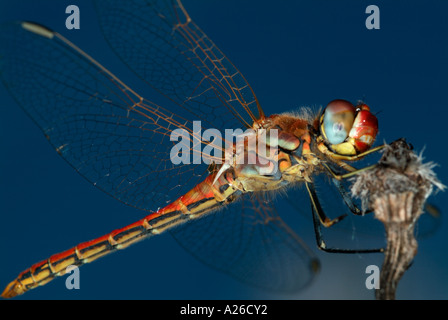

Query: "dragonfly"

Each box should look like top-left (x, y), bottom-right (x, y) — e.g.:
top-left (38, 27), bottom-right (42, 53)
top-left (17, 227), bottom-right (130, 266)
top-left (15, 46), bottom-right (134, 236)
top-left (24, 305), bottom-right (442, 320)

top-left (0, 0), bottom-right (383, 298)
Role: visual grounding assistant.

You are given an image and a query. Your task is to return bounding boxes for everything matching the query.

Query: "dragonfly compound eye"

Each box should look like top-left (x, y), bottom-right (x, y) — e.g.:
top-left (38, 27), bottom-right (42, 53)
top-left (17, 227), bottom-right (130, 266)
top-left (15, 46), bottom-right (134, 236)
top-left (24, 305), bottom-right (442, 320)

top-left (321, 99), bottom-right (356, 145)
top-left (320, 101), bottom-right (379, 156)
top-left (347, 104), bottom-right (378, 153)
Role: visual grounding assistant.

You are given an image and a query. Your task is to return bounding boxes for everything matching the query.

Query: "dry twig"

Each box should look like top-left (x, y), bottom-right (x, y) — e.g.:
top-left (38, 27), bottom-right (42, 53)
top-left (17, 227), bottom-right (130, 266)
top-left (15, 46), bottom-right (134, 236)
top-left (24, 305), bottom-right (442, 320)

top-left (351, 139), bottom-right (445, 300)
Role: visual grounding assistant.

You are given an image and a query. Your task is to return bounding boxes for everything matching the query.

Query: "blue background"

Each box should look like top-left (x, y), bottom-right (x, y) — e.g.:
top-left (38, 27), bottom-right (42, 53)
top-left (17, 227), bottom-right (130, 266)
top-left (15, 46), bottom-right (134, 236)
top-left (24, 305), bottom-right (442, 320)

top-left (0, 0), bottom-right (447, 300)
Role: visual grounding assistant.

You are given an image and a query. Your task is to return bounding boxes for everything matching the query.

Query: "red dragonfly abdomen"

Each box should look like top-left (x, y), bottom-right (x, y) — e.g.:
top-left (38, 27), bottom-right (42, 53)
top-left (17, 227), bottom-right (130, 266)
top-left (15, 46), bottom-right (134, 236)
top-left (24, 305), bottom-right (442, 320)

top-left (1, 172), bottom-right (240, 298)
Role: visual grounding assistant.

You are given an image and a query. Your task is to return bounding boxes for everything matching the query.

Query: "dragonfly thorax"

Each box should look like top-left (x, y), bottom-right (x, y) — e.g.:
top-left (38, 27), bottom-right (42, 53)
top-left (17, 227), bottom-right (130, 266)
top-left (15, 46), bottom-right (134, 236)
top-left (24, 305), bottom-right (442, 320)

top-left (212, 113), bottom-right (321, 193)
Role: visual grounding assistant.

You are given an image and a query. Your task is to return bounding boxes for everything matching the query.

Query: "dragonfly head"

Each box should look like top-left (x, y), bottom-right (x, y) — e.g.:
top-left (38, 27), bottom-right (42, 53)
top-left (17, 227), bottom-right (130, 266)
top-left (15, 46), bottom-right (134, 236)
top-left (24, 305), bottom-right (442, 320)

top-left (318, 99), bottom-right (378, 157)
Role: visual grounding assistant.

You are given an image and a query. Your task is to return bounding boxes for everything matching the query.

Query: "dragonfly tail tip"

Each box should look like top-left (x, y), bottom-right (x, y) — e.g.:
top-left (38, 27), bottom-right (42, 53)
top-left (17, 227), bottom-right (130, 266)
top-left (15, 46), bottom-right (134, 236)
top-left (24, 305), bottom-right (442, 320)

top-left (1, 280), bottom-right (25, 299)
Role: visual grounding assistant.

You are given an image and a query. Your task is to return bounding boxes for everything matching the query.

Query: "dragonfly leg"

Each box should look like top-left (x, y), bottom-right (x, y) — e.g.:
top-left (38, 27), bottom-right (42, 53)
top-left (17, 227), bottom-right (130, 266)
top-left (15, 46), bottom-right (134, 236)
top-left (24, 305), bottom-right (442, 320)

top-left (323, 162), bottom-right (378, 180)
top-left (306, 181), bottom-right (383, 254)
top-left (318, 143), bottom-right (386, 180)
top-left (305, 181), bottom-right (347, 228)
top-left (331, 178), bottom-right (373, 216)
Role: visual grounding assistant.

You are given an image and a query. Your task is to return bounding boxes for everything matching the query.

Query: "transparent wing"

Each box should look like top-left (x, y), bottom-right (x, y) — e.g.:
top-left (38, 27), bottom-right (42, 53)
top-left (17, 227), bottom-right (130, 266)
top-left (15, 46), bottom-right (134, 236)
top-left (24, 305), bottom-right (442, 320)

top-left (0, 21), bottom-right (219, 211)
top-left (0, 5), bottom-right (312, 293)
top-left (93, 0), bottom-right (264, 131)
top-left (171, 192), bottom-right (319, 292)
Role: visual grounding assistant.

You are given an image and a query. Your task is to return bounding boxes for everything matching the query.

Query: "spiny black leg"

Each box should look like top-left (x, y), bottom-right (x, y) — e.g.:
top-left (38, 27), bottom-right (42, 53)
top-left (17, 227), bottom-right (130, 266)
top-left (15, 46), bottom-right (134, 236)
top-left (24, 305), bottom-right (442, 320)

top-left (305, 181), bottom-right (347, 227)
top-left (306, 181), bottom-right (383, 254)
top-left (325, 161), bottom-right (373, 215)
top-left (331, 178), bottom-right (374, 216)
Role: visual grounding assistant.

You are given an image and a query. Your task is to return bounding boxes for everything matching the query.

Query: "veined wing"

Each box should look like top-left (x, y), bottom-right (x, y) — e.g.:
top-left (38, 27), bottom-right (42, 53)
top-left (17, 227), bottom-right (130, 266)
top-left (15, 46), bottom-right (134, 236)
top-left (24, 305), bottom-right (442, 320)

top-left (171, 192), bottom-right (320, 292)
top-left (0, 21), bottom-right (223, 211)
top-left (91, 1), bottom-right (320, 291)
top-left (93, 0), bottom-right (264, 131)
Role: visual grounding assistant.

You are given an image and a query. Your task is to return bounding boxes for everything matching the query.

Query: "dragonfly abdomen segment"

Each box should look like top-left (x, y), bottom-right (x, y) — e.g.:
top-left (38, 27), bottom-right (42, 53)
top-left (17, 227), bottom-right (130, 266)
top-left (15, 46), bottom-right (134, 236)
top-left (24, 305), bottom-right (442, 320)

top-left (1, 214), bottom-right (185, 298)
top-left (1, 173), bottom-right (240, 298)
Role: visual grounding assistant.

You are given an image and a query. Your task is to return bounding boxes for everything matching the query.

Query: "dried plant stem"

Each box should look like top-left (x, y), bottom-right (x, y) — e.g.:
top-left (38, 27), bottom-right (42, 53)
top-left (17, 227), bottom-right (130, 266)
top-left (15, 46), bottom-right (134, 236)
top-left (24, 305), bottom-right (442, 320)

top-left (373, 192), bottom-right (419, 299)
top-left (351, 139), bottom-right (445, 300)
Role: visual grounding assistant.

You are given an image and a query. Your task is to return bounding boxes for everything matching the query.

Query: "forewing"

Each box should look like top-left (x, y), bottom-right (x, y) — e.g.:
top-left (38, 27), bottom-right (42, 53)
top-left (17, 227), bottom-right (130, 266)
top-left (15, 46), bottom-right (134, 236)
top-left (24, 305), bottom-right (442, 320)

top-left (0, 22), bottom-right (209, 211)
top-left (94, 0), bottom-right (264, 131)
